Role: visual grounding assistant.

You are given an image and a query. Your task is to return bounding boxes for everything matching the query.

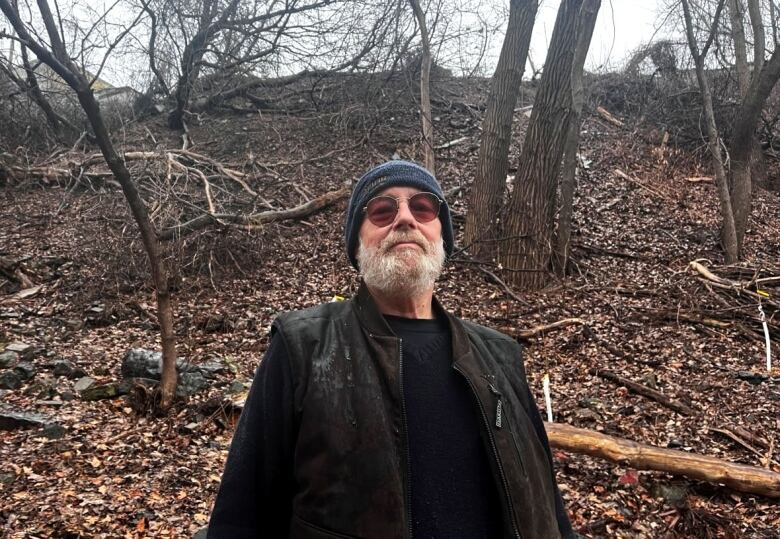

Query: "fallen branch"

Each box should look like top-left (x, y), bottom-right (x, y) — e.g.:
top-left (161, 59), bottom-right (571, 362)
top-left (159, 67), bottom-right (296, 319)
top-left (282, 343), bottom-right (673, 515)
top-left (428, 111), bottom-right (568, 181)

top-left (504, 318), bottom-right (588, 339)
top-left (159, 185), bottom-right (349, 240)
top-left (545, 422), bottom-right (780, 498)
top-left (613, 169), bottom-right (672, 201)
top-left (590, 368), bottom-right (697, 416)
top-left (596, 106), bottom-right (624, 127)
top-left (434, 136), bottom-right (470, 150)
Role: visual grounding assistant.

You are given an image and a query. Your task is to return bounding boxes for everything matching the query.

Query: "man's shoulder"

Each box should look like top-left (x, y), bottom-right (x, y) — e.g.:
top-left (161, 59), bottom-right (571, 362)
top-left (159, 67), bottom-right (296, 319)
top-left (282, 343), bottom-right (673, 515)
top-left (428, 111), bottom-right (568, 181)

top-left (274, 298), bottom-right (353, 330)
top-left (458, 317), bottom-right (517, 344)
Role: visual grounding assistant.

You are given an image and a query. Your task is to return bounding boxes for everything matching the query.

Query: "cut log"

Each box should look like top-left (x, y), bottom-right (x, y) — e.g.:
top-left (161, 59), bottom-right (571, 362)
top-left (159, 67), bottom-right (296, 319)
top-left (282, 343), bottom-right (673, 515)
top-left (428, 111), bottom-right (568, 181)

top-left (545, 422), bottom-right (780, 498)
top-left (590, 368), bottom-right (697, 416)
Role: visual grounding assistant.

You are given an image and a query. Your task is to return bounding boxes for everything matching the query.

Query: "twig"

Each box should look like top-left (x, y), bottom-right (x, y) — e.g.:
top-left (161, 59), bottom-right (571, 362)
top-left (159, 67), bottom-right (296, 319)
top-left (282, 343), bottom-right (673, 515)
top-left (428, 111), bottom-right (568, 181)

top-left (590, 368), bottom-right (698, 416)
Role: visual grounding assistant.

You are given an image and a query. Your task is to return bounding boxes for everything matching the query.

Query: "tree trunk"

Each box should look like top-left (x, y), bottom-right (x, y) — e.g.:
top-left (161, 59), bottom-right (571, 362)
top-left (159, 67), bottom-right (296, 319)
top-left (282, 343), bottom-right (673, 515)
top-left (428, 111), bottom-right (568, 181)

top-left (681, 0), bottom-right (739, 263)
top-left (554, 0), bottom-right (600, 275)
top-left (408, 0), bottom-right (434, 174)
top-left (546, 423), bottom-right (780, 498)
top-left (498, 0), bottom-right (586, 289)
top-left (463, 0), bottom-right (538, 257)
top-left (728, 11), bottom-right (780, 252)
top-left (0, 0), bottom-right (179, 413)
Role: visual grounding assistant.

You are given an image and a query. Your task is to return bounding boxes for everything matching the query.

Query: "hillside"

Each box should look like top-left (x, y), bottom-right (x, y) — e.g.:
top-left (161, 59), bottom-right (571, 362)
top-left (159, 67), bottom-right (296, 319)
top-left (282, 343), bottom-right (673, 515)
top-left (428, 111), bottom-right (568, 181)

top-left (1, 76), bottom-right (779, 538)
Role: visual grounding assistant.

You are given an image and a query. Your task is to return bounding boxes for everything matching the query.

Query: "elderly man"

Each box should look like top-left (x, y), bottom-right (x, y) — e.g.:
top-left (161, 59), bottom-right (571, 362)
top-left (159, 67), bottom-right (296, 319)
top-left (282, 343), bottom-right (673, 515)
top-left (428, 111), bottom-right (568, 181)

top-left (207, 160), bottom-right (575, 538)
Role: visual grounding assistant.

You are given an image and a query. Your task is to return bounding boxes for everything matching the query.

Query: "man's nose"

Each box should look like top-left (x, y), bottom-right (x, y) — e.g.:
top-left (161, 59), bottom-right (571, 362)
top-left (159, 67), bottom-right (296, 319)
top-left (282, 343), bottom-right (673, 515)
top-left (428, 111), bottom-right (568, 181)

top-left (391, 200), bottom-right (418, 229)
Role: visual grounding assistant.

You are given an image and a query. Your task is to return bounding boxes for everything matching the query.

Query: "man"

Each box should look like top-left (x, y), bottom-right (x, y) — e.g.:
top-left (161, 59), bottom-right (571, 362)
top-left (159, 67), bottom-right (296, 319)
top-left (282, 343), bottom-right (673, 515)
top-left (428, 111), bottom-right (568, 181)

top-left (207, 160), bottom-right (575, 538)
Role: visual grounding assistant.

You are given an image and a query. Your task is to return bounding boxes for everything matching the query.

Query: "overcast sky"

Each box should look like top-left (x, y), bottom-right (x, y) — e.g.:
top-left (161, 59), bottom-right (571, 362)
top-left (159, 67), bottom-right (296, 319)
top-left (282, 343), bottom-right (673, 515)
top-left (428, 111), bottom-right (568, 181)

top-left (527, 0), bottom-right (668, 72)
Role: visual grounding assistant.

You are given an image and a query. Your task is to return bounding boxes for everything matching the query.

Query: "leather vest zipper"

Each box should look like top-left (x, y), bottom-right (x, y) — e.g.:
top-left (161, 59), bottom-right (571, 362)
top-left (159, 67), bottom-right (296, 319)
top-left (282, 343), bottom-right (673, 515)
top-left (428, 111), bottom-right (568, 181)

top-left (454, 365), bottom-right (522, 539)
top-left (398, 338), bottom-right (414, 539)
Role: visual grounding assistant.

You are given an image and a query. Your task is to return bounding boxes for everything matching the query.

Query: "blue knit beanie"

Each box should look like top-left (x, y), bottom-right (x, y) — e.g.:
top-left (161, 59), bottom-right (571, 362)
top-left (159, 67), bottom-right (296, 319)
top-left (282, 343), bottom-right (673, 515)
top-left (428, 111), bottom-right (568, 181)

top-left (345, 160), bottom-right (454, 269)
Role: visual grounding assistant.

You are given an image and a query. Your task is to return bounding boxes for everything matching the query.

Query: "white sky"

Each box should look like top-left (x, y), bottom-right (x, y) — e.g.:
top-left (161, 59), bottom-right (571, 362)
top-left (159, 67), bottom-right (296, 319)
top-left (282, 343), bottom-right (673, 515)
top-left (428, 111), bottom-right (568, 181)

top-left (527, 0), bottom-right (667, 72)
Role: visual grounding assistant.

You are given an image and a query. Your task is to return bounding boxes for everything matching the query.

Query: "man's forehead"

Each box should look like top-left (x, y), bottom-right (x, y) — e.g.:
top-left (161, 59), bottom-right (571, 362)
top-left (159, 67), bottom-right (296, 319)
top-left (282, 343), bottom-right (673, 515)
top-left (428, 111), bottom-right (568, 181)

top-left (373, 185), bottom-right (424, 197)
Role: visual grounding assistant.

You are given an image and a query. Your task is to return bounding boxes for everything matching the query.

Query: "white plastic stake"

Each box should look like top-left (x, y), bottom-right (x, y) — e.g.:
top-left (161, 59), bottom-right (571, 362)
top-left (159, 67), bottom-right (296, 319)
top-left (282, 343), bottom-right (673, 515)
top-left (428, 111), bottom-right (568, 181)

top-left (543, 373), bottom-right (553, 423)
top-left (758, 302), bottom-right (771, 373)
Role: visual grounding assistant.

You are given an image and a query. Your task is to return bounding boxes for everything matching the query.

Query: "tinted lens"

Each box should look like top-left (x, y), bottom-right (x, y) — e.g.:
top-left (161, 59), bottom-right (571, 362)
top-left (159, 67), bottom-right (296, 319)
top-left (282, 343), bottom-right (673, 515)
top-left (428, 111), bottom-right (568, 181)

top-left (409, 193), bottom-right (440, 223)
top-left (365, 196), bottom-right (398, 227)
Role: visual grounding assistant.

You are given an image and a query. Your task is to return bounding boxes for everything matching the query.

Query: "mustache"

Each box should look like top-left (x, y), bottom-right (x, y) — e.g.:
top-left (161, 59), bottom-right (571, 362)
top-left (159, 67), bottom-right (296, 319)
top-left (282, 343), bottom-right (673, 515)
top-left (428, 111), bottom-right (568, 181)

top-left (379, 231), bottom-right (429, 253)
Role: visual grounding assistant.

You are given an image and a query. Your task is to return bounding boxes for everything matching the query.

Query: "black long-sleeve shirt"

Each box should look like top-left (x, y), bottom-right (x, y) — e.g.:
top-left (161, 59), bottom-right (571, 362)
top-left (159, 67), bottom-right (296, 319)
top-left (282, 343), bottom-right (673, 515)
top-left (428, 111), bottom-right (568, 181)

top-left (208, 319), bottom-right (574, 538)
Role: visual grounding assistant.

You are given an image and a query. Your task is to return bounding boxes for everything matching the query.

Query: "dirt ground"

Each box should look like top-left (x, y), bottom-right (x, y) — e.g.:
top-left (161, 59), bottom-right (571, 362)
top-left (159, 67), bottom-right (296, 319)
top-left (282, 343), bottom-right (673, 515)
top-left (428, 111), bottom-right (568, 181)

top-left (1, 77), bottom-right (779, 538)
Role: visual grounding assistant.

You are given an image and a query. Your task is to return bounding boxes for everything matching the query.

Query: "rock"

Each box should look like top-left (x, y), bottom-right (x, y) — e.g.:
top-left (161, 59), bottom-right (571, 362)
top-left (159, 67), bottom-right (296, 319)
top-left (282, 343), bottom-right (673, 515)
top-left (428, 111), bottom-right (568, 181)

top-left (192, 526), bottom-right (208, 539)
top-left (0, 471), bottom-right (16, 484)
top-left (60, 391), bottom-right (76, 401)
top-left (23, 378), bottom-right (56, 399)
top-left (0, 350), bottom-right (18, 368)
top-left (0, 405), bottom-right (49, 430)
top-left (52, 359), bottom-right (87, 379)
top-left (227, 380), bottom-right (249, 394)
top-left (0, 371), bottom-right (22, 390)
top-left (13, 361), bottom-right (36, 381)
top-left (73, 377), bottom-right (96, 392)
top-left (42, 423), bottom-right (67, 439)
top-left (4, 342), bottom-right (31, 354)
top-left (650, 482), bottom-right (688, 506)
top-left (177, 371), bottom-right (208, 397)
top-left (80, 381), bottom-right (130, 401)
top-left (0, 389), bottom-right (9, 400)
top-left (121, 348), bottom-right (222, 397)
top-left (573, 408), bottom-right (601, 422)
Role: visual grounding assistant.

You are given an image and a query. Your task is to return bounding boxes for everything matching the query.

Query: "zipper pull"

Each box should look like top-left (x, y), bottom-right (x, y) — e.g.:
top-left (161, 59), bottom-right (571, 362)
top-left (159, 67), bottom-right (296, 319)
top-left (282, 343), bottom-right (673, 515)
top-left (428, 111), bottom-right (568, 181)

top-left (488, 382), bottom-right (503, 429)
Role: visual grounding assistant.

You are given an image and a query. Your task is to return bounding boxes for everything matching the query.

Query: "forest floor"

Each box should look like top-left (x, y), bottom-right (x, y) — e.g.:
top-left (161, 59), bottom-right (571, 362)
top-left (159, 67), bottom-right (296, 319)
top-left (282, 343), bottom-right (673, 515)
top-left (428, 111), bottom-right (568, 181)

top-left (1, 77), bottom-right (780, 538)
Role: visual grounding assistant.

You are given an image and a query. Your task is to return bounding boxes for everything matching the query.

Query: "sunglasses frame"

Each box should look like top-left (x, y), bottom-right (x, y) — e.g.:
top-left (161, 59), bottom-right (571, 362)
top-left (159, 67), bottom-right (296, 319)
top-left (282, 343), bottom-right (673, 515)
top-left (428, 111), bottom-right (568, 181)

top-left (362, 191), bottom-right (443, 227)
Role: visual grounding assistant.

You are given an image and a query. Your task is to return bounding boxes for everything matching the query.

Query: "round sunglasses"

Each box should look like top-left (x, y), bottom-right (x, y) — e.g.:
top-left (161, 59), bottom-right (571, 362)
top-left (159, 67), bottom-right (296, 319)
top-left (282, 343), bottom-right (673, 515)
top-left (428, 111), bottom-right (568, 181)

top-left (362, 192), bottom-right (443, 227)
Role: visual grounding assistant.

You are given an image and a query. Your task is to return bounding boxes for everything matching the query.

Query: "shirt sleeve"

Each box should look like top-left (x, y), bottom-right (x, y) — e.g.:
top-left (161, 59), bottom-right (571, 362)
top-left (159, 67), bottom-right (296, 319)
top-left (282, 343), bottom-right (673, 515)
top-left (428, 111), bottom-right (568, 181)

top-left (207, 333), bottom-right (296, 538)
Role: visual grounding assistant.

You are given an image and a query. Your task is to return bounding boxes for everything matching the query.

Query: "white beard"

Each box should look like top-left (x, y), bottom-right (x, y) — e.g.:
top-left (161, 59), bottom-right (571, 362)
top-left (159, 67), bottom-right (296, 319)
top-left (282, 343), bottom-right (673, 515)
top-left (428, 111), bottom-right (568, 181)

top-left (357, 230), bottom-right (445, 299)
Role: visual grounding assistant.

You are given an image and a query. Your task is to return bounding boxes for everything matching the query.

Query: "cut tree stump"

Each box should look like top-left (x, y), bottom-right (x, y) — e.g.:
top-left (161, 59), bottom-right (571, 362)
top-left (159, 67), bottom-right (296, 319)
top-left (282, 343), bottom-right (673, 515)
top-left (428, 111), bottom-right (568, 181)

top-left (546, 422), bottom-right (780, 498)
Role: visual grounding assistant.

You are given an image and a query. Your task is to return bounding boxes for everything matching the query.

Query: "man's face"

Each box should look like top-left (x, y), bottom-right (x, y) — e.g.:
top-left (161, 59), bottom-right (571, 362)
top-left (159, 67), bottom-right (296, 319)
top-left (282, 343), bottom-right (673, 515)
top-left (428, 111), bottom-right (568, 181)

top-left (356, 186), bottom-right (445, 297)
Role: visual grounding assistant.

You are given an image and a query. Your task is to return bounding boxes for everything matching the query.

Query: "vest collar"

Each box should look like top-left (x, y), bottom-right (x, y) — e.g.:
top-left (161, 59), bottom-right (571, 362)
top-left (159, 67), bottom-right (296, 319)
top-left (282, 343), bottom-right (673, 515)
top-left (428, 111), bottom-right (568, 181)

top-left (353, 282), bottom-right (474, 363)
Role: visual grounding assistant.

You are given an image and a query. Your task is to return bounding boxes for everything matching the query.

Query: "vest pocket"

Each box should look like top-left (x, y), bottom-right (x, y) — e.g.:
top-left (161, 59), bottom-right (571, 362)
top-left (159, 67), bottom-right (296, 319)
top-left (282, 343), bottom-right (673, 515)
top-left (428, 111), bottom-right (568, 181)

top-left (509, 427), bottom-right (529, 478)
top-left (290, 514), bottom-right (361, 539)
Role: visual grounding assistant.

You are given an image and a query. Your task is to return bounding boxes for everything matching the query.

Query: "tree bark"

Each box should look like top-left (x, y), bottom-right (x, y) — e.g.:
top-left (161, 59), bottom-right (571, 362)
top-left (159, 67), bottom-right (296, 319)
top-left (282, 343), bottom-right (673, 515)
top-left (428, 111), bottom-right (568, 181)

top-left (498, 0), bottom-right (588, 289)
top-left (0, 0), bottom-right (179, 412)
top-left (408, 0), bottom-right (434, 174)
top-left (463, 0), bottom-right (538, 257)
top-left (554, 0), bottom-right (600, 275)
top-left (681, 0), bottom-right (739, 263)
top-left (729, 18), bottom-right (780, 252)
top-left (545, 422), bottom-right (780, 498)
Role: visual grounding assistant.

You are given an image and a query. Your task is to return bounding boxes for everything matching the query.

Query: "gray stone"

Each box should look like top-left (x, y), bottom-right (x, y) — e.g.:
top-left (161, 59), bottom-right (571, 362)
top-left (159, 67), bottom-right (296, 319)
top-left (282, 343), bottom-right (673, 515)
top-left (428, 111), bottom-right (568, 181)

top-left (227, 380), bottom-right (248, 394)
top-left (192, 526), bottom-right (208, 539)
top-left (73, 377), bottom-right (96, 392)
top-left (177, 371), bottom-right (208, 397)
top-left (650, 483), bottom-right (688, 506)
top-left (0, 350), bottom-right (18, 368)
top-left (0, 371), bottom-right (22, 390)
top-left (121, 348), bottom-right (221, 397)
top-left (573, 408), bottom-right (601, 422)
top-left (0, 471), bottom-right (16, 484)
top-left (55, 361), bottom-right (87, 379)
top-left (0, 405), bottom-right (49, 430)
top-left (80, 381), bottom-right (130, 401)
top-left (42, 423), bottom-right (67, 439)
top-left (4, 342), bottom-right (31, 354)
top-left (23, 378), bottom-right (55, 399)
top-left (0, 389), bottom-right (9, 399)
top-left (13, 361), bottom-right (36, 381)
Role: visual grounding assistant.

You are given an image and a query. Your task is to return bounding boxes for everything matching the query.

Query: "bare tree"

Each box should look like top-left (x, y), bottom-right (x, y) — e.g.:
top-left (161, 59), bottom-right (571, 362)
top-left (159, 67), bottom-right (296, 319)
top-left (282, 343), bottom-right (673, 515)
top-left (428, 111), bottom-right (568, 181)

top-left (555, 0), bottom-right (600, 274)
top-left (0, 0), bottom-right (179, 412)
top-left (497, 0), bottom-right (600, 289)
top-left (408, 0), bottom-right (434, 173)
top-left (463, 0), bottom-right (539, 258)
